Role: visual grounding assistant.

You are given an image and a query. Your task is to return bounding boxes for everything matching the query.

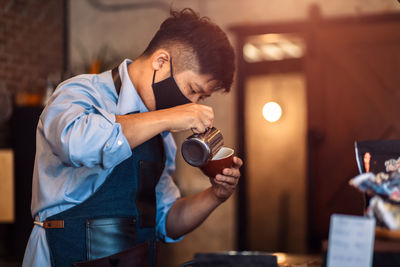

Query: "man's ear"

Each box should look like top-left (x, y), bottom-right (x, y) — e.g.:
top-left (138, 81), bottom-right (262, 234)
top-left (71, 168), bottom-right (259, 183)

top-left (151, 50), bottom-right (171, 71)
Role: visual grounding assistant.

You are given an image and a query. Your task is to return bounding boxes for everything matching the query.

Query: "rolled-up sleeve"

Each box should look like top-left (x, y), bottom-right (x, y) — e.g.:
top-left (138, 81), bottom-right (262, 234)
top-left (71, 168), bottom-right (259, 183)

top-left (40, 78), bottom-right (132, 169)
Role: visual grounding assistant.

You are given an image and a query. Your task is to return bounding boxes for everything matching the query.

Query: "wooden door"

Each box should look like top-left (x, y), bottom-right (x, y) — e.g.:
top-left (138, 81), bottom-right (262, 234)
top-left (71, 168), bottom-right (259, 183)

top-left (306, 15), bottom-right (400, 248)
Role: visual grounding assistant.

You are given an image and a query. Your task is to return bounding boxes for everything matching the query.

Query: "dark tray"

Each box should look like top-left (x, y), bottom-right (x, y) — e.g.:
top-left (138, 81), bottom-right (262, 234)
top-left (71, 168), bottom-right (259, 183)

top-left (181, 251), bottom-right (278, 267)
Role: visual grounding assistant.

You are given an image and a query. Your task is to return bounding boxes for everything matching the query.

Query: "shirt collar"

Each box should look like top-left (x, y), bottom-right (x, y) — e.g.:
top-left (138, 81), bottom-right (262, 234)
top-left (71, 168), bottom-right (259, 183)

top-left (116, 59), bottom-right (149, 115)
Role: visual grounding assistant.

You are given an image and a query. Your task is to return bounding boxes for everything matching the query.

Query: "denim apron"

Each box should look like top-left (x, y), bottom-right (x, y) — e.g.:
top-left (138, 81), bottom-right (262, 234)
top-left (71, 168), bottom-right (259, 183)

top-left (44, 68), bottom-right (165, 267)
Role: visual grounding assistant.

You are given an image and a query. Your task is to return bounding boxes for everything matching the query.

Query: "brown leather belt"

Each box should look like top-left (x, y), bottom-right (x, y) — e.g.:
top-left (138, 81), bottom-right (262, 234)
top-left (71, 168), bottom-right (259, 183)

top-left (34, 220), bottom-right (64, 229)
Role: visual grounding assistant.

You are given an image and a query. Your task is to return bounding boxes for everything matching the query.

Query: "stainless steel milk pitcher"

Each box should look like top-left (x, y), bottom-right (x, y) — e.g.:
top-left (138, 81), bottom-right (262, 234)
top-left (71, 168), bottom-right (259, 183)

top-left (181, 127), bottom-right (224, 167)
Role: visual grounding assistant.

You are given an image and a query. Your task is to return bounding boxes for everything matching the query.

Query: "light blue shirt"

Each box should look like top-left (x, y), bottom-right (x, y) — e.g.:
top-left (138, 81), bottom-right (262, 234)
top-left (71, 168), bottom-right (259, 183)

top-left (22, 59), bottom-right (182, 266)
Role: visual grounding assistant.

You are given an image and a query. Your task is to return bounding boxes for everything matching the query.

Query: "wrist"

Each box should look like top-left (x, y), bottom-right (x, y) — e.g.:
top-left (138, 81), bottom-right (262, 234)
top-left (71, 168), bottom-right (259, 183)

top-left (207, 187), bottom-right (227, 205)
top-left (155, 109), bottom-right (174, 132)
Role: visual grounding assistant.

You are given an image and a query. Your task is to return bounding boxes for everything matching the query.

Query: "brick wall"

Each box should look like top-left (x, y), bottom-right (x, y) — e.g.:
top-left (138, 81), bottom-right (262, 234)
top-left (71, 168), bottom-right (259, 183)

top-left (0, 0), bottom-right (65, 261)
top-left (0, 0), bottom-right (64, 98)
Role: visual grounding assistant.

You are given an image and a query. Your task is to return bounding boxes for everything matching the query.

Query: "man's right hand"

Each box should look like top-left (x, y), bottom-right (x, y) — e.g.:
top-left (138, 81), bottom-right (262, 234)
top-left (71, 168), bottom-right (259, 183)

top-left (161, 103), bottom-right (214, 133)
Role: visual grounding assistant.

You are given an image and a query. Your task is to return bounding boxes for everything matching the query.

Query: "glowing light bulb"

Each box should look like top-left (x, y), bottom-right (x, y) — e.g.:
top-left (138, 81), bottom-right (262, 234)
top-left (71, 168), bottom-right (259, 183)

top-left (262, 102), bottom-right (282, 122)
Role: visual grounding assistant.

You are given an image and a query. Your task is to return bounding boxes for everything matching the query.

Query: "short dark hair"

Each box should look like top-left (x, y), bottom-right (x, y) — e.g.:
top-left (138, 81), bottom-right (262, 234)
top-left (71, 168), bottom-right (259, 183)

top-left (142, 8), bottom-right (235, 92)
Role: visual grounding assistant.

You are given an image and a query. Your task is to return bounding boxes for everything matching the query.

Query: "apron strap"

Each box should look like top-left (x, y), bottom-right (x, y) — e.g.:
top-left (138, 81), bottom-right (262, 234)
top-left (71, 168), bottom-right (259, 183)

top-left (111, 67), bottom-right (122, 95)
top-left (34, 220), bottom-right (64, 229)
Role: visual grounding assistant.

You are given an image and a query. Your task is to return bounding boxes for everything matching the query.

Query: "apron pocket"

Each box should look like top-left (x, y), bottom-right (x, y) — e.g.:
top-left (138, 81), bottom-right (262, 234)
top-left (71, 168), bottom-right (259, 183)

top-left (86, 217), bottom-right (137, 261)
top-left (73, 241), bottom-right (150, 267)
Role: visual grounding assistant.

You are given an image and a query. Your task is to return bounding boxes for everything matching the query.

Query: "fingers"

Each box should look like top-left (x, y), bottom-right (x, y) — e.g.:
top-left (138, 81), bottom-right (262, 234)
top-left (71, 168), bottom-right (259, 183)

top-left (232, 156), bottom-right (243, 169)
top-left (213, 167), bottom-right (240, 186)
top-left (189, 104), bottom-right (214, 133)
top-left (191, 122), bottom-right (209, 134)
top-left (222, 167), bottom-right (240, 178)
top-left (213, 180), bottom-right (236, 191)
top-left (215, 175), bottom-right (237, 186)
top-left (166, 103), bottom-right (214, 133)
top-left (197, 105), bottom-right (214, 129)
top-left (210, 162), bottom-right (242, 200)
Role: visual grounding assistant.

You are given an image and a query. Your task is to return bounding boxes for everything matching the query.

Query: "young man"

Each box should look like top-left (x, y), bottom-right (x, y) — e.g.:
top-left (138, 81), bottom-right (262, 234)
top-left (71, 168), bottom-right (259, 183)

top-left (23, 8), bottom-right (242, 267)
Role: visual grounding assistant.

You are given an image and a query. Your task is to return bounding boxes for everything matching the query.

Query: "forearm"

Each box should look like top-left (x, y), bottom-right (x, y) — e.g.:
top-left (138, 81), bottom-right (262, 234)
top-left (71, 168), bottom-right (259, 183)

top-left (116, 110), bottom-right (170, 149)
top-left (165, 187), bottom-right (224, 239)
top-left (116, 103), bottom-right (215, 149)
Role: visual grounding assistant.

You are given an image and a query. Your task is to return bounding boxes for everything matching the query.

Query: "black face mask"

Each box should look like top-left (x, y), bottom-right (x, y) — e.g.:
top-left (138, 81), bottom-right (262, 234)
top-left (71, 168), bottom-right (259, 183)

top-left (152, 58), bottom-right (191, 110)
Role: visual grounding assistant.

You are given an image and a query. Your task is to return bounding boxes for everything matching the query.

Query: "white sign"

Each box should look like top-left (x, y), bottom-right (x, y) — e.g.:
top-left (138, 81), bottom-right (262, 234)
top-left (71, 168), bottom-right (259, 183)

top-left (327, 214), bottom-right (375, 267)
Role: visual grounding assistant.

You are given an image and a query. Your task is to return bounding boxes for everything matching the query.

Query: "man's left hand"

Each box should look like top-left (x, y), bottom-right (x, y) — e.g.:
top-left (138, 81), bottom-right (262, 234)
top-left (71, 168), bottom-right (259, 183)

top-left (210, 156), bottom-right (243, 201)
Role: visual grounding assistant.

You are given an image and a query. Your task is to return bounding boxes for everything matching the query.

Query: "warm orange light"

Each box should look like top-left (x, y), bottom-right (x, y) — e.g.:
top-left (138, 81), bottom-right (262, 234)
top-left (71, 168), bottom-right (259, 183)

top-left (272, 253), bottom-right (287, 264)
top-left (262, 102), bottom-right (282, 122)
top-left (243, 33), bottom-right (305, 63)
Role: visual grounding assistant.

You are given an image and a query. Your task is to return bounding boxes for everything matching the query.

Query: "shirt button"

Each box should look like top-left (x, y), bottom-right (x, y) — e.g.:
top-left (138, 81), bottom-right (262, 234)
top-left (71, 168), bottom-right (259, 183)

top-left (117, 140), bottom-right (123, 146)
top-left (105, 142), bottom-right (110, 147)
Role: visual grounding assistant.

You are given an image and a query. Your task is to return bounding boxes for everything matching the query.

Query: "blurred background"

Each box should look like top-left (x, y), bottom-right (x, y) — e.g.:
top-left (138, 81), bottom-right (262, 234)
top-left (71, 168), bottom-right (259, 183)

top-left (1, 0), bottom-right (400, 266)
